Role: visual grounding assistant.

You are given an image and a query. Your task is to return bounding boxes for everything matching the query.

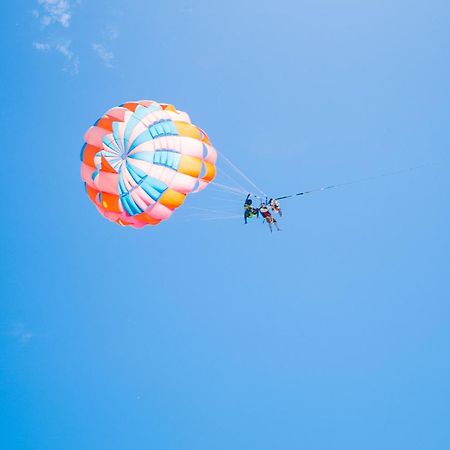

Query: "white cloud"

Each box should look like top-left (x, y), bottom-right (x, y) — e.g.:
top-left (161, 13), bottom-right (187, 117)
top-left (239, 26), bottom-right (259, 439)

top-left (37, 0), bottom-right (72, 28)
top-left (104, 25), bottom-right (119, 41)
top-left (3, 323), bottom-right (34, 345)
top-left (111, 9), bottom-right (125, 17)
top-left (32, 1), bottom-right (81, 74)
top-left (33, 41), bottom-right (51, 51)
top-left (55, 41), bottom-right (80, 74)
top-left (33, 40), bottom-right (80, 74)
top-left (92, 43), bottom-right (114, 68)
top-left (32, 1), bottom-right (122, 72)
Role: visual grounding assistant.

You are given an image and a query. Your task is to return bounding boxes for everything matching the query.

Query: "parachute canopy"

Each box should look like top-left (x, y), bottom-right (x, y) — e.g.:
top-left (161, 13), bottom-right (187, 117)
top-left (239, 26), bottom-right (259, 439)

top-left (80, 100), bottom-right (217, 228)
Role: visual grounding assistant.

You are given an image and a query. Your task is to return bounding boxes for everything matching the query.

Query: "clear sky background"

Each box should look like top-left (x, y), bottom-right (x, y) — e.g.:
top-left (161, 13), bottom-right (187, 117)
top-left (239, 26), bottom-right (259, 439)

top-left (1, 1), bottom-right (450, 449)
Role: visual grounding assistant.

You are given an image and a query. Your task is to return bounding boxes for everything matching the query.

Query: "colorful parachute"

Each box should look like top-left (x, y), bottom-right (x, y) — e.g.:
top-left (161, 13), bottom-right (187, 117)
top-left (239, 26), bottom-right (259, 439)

top-left (80, 100), bottom-right (217, 228)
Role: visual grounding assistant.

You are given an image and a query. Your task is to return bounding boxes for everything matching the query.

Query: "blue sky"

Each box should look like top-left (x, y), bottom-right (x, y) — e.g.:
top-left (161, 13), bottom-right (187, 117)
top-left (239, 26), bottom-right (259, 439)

top-left (1, 1), bottom-right (450, 449)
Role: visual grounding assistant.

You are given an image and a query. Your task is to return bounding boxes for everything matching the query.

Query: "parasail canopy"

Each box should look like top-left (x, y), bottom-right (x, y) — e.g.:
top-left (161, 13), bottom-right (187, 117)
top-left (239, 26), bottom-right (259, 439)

top-left (80, 100), bottom-right (217, 228)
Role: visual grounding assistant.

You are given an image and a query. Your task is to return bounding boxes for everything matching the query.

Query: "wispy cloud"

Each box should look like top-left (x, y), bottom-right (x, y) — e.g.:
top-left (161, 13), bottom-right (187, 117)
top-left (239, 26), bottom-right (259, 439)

top-left (92, 43), bottom-right (114, 68)
top-left (179, 2), bottom-right (194, 14)
top-left (36, 0), bottom-right (72, 28)
top-left (32, 1), bottom-right (80, 73)
top-left (111, 9), bottom-right (125, 18)
top-left (3, 323), bottom-right (34, 345)
top-left (33, 41), bottom-right (51, 51)
top-left (32, 40), bottom-right (79, 74)
top-left (55, 41), bottom-right (80, 74)
top-left (93, 22), bottom-right (119, 68)
top-left (103, 25), bottom-right (119, 41)
top-left (32, 1), bottom-right (121, 73)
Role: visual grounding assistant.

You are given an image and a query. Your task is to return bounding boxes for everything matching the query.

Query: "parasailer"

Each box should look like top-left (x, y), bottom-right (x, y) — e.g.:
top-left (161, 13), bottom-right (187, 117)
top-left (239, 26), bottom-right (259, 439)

top-left (259, 202), bottom-right (280, 232)
top-left (244, 194), bottom-right (259, 224)
top-left (80, 100), bottom-right (217, 228)
top-left (269, 198), bottom-right (282, 217)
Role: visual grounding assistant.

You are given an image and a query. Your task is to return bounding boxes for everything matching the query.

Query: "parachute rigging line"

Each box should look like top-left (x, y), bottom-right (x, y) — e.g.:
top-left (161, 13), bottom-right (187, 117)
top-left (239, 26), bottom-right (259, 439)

top-left (218, 151), bottom-right (267, 197)
top-left (215, 162), bottom-right (249, 194)
top-left (275, 158), bottom-right (450, 201)
top-left (210, 181), bottom-right (249, 196)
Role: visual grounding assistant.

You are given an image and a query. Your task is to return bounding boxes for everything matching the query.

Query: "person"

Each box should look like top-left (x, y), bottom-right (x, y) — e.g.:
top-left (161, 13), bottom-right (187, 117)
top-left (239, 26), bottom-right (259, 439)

top-left (269, 198), bottom-right (282, 217)
top-left (259, 203), bottom-right (280, 232)
top-left (244, 194), bottom-right (259, 224)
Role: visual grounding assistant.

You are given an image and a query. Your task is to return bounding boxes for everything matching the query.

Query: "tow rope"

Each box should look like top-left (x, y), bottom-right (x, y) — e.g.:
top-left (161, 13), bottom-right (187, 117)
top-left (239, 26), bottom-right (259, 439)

top-left (273, 158), bottom-right (449, 201)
